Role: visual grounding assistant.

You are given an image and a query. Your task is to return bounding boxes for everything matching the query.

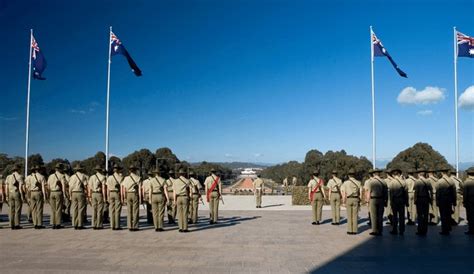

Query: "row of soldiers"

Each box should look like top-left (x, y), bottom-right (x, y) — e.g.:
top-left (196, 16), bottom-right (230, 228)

top-left (306, 167), bottom-right (474, 236)
top-left (0, 163), bottom-right (224, 232)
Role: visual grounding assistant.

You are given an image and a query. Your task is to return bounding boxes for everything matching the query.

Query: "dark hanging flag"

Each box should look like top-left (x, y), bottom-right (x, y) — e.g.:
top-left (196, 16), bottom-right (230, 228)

top-left (110, 32), bottom-right (142, 76)
top-left (457, 31), bottom-right (474, 58)
top-left (371, 31), bottom-right (407, 78)
top-left (31, 35), bottom-right (47, 80)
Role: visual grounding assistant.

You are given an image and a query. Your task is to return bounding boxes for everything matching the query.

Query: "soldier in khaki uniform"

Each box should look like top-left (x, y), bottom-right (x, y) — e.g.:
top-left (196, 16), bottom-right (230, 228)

top-left (121, 165), bottom-right (141, 231)
top-left (149, 168), bottom-right (169, 231)
top-left (205, 169), bottom-right (222, 224)
top-left (363, 173), bottom-right (373, 226)
top-left (68, 164), bottom-right (88, 229)
top-left (463, 167), bottom-right (474, 235)
top-left (166, 169), bottom-right (177, 224)
top-left (142, 170), bottom-right (153, 224)
top-left (106, 165), bottom-right (123, 230)
top-left (62, 167), bottom-right (72, 223)
top-left (405, 169), bottom-right (417, 225)
top-left (188, 171), bottom-right (202, 224)
top-left (307, 170), bottom-right (326, 225)
top-left (450, 170), bottom-right (463, 224)
top-left (383, 169), bottom-right (393, 225)
top-left (327, 170), bottom-right (342, 225)
top-left (436, 168), bottom-right (456, 235)
top-left (427, 169), bottom-right (439, 225)
top-left (5, 165), bottom-right (25, 229)
top-left (88, 165), bottom-right (106, 229)
top-left (365, 168), bottom-right (387, 236)
top-left (47, 163), bottom-right (67, 229)
top-left (414, 168), bottom-right (432, 236)
top-left (389, 169), bottom-right (408, 235)
top-left (283, 177), bottom-right (288, 195)
top-left (174, 169), bottom-right (191, 232)
top-left (292, 176), bottom-right (297, 186)
top-left (253, 174), bottom-right (265, 208)
top-left (25, 165), bottom-right (46, 229)
top-left (341, 169), bottom-right (362, 235)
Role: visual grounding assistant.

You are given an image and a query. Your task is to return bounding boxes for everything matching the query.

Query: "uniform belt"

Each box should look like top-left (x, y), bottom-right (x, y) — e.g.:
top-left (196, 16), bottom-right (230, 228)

top-left (51, 190), bottom-right (62, 192)
top-left (31, 190), bottom-right (41, 192)
top-left (109, 190), bottom-right (119, 192)
top-left (127, 191), bottom-right (137, 194)
top-left (331, 191), bottom-right (340, 193)
top-left (192, 193), bottom-right (200, 195)
top-left (177, 194), bottom-right (188, 197)
top-left (348, 195), bottom-right (359, 198)
top-left (152, 192), bottom-right (163, 194)
top-left (92, 191), bottom-right (102, 193)
top-left (212, 190), bottom-right (218, 192)
top-left (72, 191), bottom-right (84, 193)
top-left (370, 196), bottom-right (382, 199)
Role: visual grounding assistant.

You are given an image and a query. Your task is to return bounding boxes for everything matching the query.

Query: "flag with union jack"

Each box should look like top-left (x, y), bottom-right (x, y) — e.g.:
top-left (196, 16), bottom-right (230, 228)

top-left (371, 30), bottom-right (407, 78)
top-left (110, 31), bottom-right (142, 76)
top-left (31, 35), bottom-right (47, 80)
top-left (457, 31), bottom-right (474, 58)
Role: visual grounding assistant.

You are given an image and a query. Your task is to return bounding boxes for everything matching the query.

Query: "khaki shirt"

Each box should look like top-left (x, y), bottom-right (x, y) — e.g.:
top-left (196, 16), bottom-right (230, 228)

top-left (189, 177), bottom-right (201, 194)
top-left (292, 177), bottom-right (297, 185)
top-left (427, 176), bottom-right (438, 193)
top-left (341, 177), bottom-right (361, 198)
top-left (68, 172), bottom-right (88, 193)
top-left (142, 178), bottom-right (151, 195)
top-left (390, 176), bottom-right (407, 199)
top-left (414, 178), bottom-right (432, 198)
top-left (253, 178), bottom-right (264, 190)
top-left (366, 176), bottom-right (387, 198)
top-left (6, 171), bottom-right (24, 193)
top-left (150, 176), bottom-right (167, 193)
top-left (122, 173), bottom-right (141, 193)
top-left (327, 177), bottom-right (342, 192)
top-left (106, 172), bottom-right (123, 192)
top-left (166, 178), bottom-right (175, 193)
top-left (25, 172), bottom-right (46, 192)
top-left (307, 177), bottom-right (323, 193)
top-left (173, 176), bottom-right (189, 196)
top-left (47, 171), bottom-right (66, 192)
top-left (463, 176), bottom-right (474, 203)
top-left (204, 174), bottom-right (221, 192)
top-left (283, 178), bottom-right (288, 186)
top-left (406, 176), bottom-right (416, 193)
top-left (436, 175), bottom-right (456, 204)
top-left (88, 172), bottom-right (106, 193)
top-left (450, 175), bottom-right (463, 194)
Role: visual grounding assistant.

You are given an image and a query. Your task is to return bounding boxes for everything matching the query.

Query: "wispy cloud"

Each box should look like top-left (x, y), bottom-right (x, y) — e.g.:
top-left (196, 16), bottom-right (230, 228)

top-left (397, 86), bottom-right (445, 105)
top-left (417, 110), bottom-right (433, 116)
top-left (459, 85), bottom-right (474, 111)
top-left (0, 116), bottom-right (18, 121)
top-left (225, 153), bottom-right (237, 159)
top-left (70, 101), bottom-right (100, 115)
top-left (254, 153), bottom-right (263, 158)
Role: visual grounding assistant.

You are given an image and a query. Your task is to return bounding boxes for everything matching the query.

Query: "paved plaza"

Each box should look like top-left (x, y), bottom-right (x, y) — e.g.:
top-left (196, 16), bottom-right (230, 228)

top-left (0, 196), bottom-right (473, 274)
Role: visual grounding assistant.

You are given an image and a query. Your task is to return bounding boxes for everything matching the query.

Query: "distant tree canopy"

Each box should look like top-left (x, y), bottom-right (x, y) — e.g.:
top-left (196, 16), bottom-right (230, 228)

top-left (261, 150), bottom-right (372, 185)
top-left (387, 142), bottom-right (452, 172)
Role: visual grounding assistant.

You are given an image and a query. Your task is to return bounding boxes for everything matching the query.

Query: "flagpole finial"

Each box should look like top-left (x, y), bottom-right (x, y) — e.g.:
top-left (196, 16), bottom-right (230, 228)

top-left (110, 26), bottom-right (112, 32)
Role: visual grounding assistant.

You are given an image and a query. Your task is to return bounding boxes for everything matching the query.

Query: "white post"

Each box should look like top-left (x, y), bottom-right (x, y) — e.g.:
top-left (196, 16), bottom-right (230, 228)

top-left (105, 26), bottom-right (112, 174)
top-left (25, 29), bottom-right (33, 178)
top-left (453, 27), bottom-right (459, 177)
top-left (370, 26), bottom-right (376, 169)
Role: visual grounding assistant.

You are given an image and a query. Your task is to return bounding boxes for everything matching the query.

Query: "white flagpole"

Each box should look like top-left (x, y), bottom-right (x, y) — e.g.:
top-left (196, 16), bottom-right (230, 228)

top-left (25, 29), bottom-right (33, 178)
top-left (105, 26), bottom-right (112, 174)
top-left (370, 26), bottom-right (376, 169)
top-left (453, 27), bottom-right (459, 176)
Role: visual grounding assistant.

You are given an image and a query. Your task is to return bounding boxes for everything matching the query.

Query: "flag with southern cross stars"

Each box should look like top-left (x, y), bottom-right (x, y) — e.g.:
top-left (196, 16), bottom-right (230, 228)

top-left (31, 35), bottom-right (47, 80)
top-left (371, 30), bottom-right (407, 78)
top-left (457, 31), bottom-right (474, 58)
top-left (110, 31), bottom-right (142, 76)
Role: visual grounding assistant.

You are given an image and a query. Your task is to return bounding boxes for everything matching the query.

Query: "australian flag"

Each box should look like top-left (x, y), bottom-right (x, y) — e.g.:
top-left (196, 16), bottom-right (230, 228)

top-left (457, 31), bottom-right (474, 58)
top-left (372, 31), bottom-right (407, 78)
top-left (110, 32), bottom-right (142, 76)
top-left (31, 35), bottom-right (47, 80)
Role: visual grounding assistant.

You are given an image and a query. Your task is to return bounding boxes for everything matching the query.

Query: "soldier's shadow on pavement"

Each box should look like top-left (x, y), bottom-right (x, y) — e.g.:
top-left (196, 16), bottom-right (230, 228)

top-left (309, 223), bottom-right (474, 274)
top-left (190, 216), bottom-right (261, 232)
top-left (261, 204), bottom-right (284, 208)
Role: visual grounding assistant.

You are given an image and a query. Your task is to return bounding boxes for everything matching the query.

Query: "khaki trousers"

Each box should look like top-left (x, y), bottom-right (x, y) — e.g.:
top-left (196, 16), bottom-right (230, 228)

top-left (255, 189), bottom-right (262, 207)
top-left (8, 192), bottom-right (22, 227)
top-left (71, 192), bottom-right (86, 227)
top-left (452, 193), bottom-right (462, 223)
top-left (407, 192), bottom-right (416, 222)
top-left (209, 192), bottom-right (219, 222)
top-left (151, 193), bottom-right (165, 229)
top-left (189, 194), bottom-right (200, 223)
top-left (49, 191), bottom-right (63, 225)
top-left (311, 192), bottom-right (324, 222)
top-left (30, 191), bottom-right (44, 226)
top-left (167, 192), bottom-right (175, 222)
top-left (91, 193), bottom-right (104, 228)
top-left (346, 197), bottom-right (359, 233)
top-left (369, 198), bottom-right (384, 234)
top-left (108, 192), bottom-right (122, 229)
top-left (429, 194), bottom-right (439, 223)
top-left (330, 193), bottom-right (341, 223)
top-left (176, 196), bottom-right (189, 230)
top-left (126, 192), bottom-right (139, 229)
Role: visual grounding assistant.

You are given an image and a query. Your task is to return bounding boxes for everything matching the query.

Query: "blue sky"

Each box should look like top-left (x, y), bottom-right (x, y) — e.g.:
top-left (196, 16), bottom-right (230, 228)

top-left (0, 0), bottom-right (473, 165)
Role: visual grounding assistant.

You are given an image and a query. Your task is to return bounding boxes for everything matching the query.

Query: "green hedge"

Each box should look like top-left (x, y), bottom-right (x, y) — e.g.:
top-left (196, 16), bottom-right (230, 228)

top-left (292, 186), bottom-right (310, 205)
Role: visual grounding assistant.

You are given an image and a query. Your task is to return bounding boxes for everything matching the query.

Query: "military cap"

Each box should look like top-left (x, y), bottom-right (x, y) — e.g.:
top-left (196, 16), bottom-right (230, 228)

top-left (416, 168), bottom-right (426, 173)
top-left (93, 165), bottom-right (104, 171)
top-left (449, 169), bottom-right (457, 175)
top-left (437, 167), bottom-right (450, 172)
top-left (407, 169), bottom-right (417, 174)
top-left (30, 165), bottom-right (40, 171)
top-left (147, 170), bottom-right (154, 176)
top-left (12, 164), bottom-right (21, 171)
top-left (151, 168), bottom-right (162, 174)
top-left (210, 168), bottom-right (216, 173)
top-left (189, 170), bottom-right (195, 176)
top-left (369, 168), bottom-right (382, 174)
top-left (112, 164), bottom-right (123, 171)
top-left (312, 170), bottom-right (320, 175)
top-left (466, 167), bottom-right (474, 175)
top-left (54, 163), bottom-right (64, 169)
top-left (178, 168), bottom-right (187, 174)
top-left (390, 168), bottom-right (402, 174)
top-left (384, 168), bottom-right (392, 174)
top-left (73, 164), bottom-right (84, 171)
top-left (348, 169), bottom-right (356, 175)
top-left (128, 164), bottom-right (139, 171)
top-left (331, 169), bottom-right (338, 174)
top-left (168, 169), bottom-right (175, 174)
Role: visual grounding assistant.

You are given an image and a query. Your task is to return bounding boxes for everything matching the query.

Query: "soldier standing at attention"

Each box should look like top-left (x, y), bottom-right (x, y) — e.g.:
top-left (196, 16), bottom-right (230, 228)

top-left (205, 169), bottom-right (222, 224)
top-left (122, 165), bottom-right (141, 231)
top-left (405, 170), bottom-right (417, 225)
top-left (363, 172), bottom-right (374, 226)
top-left (106, 165), bottom-right (123, 230)
top-left (149, 168), bottom-right (169, 231)
top-left (383, 169), bottom-right (393, 225)
top-left (188, 170), bottom-right (202, 224)
top-left (5, 164), bottom-right (25, 229)
top-left (166, 169), bottom-right (177, 224)
top-left (142, 170), bottom-right (153, 224)
top-left (365, 169), bottom-right (387, 236)
top-left (25, 165), bottom-right (46, 229)
top-left (427, 169), bottom-right (439, 225)
top-left (68, 164), bottom-right (88, 230)
top-left (253, 174), bottom-right (265, 208)
top-left (174, 169), bottom-right (190, 232)
top-left (436, 168), bottom-right (456, 235)
top-left (463, 167), bottom-right (474, 235)
top-left (88, 165), bottom-right (106, 230)
top-left (292, 176), bottom-right (297, 187)
top-left (283, 177), bottom-right (289, 195)
top-left (307, 170), bottom-right (326, 225)
top-left (47, 163), bottom-right (67, 229)
top-left (341, 169), bottom-right (362, 235)
top-left (389, 169), bottom-right (408, 235)
top-left (327, 170), bottom-right (342, 225)
top-left (414, 168), bottom-right (432, 236)
top-left (450, 169), bottom-right (463, 225)
top-left (62, 166), bottom-right (72, 223)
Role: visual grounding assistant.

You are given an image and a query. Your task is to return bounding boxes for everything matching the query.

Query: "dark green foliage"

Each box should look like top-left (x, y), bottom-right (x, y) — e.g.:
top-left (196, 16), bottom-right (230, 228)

top-left (292, 186), bottom-right (310, 205)
top-left (387, 143), bottom-right (452, 172)
top-left (122, 149), bottom-right (156, 176)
